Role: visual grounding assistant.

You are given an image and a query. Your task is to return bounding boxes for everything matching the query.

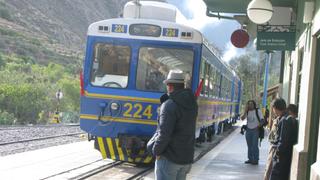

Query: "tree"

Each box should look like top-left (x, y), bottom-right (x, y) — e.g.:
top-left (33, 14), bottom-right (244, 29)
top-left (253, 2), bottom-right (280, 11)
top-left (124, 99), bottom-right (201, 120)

top-left (0, 53), bottom-right (5, 67)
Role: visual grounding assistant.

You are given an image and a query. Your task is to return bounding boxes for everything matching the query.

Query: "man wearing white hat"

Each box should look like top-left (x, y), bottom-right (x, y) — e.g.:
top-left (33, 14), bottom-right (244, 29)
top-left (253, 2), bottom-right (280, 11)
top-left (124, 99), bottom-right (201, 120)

top-left (148, 70), bottom-right (198, 180)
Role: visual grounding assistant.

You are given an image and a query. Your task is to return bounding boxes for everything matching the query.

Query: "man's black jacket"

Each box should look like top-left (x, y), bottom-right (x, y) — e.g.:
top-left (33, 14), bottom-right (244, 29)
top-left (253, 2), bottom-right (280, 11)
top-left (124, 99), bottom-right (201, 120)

top-left (152, 89), bottom-right (198, 164)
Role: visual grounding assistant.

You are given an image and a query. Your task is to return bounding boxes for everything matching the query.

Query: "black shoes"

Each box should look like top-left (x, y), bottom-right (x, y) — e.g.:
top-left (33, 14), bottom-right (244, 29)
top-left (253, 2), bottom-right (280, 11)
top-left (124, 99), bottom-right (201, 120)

top-left (244, 160), bottom-right (251, 164)
top-left (244, 160), bottom-right (258, 165)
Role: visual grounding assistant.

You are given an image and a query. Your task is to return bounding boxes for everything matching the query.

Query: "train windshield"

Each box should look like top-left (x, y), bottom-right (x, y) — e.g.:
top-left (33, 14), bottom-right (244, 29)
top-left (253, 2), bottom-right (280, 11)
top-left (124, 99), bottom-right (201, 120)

top-left (90, 43), bottom-right (131, 88)
top-left (136, 47), bottom-right (194, 92)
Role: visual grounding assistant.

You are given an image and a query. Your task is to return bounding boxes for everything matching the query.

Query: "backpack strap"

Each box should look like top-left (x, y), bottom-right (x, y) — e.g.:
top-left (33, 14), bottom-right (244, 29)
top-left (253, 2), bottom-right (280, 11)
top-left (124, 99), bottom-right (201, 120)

top-left (255, 108), bottom-right (261, 123)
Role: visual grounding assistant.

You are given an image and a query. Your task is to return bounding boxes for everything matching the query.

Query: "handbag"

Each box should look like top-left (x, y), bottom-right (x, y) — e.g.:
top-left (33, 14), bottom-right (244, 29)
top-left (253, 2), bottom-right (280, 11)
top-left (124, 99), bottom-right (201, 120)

top-left (147, 131), bottom-right (158, 154)
top-left (258, 126), bottom-right (265, 139)
top-left (254, 109), bottom-right (265, 143)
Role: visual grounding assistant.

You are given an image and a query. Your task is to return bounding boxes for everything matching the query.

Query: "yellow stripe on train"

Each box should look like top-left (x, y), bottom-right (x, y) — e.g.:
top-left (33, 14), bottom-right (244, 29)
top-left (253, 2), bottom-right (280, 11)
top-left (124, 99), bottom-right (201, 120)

top-left (84, 91), bottom-right (160, 104)
top-left (80, 114), bottom-right (157, 126)
top-left (96, 137), bottom-right (154, 164)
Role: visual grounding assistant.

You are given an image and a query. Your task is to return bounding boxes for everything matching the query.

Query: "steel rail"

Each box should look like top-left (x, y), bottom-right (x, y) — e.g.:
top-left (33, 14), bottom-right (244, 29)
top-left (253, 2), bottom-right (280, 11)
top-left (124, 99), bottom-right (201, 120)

top-left (74, 161), bottom-right (125, 180)
top-left (0, 132), bottom-right (84, 146)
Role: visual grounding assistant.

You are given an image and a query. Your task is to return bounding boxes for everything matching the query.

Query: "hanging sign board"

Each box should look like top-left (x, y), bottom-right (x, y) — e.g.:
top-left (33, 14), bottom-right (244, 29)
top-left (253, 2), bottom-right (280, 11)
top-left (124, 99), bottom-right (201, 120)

top-left (257, 25), bottom-right (296, 51)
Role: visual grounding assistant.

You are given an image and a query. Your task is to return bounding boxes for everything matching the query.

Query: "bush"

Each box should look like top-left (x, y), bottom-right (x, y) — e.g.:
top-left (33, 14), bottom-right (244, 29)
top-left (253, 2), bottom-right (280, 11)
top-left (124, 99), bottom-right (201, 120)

top-left (0, 7), bottom-right (12, 21)
top-left (0, 84), bottom-right (53, 124)
top-left (0, 110), bottom-right (17, 125)
top-left (61, 111), bottom-right (79, 123)
top-left (0, 52), bottom-right (5, 67)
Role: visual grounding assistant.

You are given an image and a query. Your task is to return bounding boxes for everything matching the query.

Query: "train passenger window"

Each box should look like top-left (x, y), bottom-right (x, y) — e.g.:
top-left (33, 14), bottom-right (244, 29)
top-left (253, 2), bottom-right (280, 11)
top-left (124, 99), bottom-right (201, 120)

top-left (200, 58), bottom-right (206, 96)
top-left (136, 47), bottom-right (194, 92)
top-left (90, 44), bottom-right (131, 88)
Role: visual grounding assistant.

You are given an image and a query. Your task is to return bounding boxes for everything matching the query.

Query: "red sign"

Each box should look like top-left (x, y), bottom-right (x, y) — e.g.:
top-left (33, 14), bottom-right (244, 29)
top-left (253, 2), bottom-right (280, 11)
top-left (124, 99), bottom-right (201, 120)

top-left (231, 29), bottom-right (249, 48)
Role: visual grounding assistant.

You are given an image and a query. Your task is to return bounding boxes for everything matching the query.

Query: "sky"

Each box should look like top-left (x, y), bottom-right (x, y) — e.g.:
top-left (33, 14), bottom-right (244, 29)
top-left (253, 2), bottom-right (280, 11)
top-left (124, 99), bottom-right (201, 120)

top-left (166, 0), bottom-right (248, 62)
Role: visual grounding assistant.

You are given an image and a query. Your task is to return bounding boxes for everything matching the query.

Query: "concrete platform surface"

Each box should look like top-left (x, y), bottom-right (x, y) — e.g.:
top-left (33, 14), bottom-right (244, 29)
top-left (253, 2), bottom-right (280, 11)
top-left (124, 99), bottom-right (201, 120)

top-left (143, 127), bottom-right (269, 180)
top-left (189, 128), bottom-right (269, 180)
top-left (0, 141), bottom-right (107, 180)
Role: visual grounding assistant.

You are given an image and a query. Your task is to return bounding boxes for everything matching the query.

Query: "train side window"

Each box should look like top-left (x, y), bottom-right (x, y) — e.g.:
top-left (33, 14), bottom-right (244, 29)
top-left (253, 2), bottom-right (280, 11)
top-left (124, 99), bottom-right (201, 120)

top-left (136, 47), bottom-right (194, 92)
top-left (200, 58), bottom-right (206, 96)
top-left (204, 62), bottom-right (210, 97)
top-left (208, 66), bottom-right (214, 98)
top-left (90, 43), bottom-right (131, 88)
top-left (211, 66), bottom-right (216, 98)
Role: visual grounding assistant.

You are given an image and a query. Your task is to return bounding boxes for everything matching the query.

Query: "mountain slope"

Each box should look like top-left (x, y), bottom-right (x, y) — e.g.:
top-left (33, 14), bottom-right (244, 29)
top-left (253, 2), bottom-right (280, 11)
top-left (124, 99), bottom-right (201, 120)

top-left (0, 0), bottom-right (130, 66)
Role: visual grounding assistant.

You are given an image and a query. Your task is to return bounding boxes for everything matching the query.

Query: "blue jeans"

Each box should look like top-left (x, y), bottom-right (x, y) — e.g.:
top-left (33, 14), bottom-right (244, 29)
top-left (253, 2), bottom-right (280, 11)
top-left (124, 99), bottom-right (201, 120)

top-left (245, 128), bottom-right (259, 162)
top-left (155, 156), bottom-right (192, 180)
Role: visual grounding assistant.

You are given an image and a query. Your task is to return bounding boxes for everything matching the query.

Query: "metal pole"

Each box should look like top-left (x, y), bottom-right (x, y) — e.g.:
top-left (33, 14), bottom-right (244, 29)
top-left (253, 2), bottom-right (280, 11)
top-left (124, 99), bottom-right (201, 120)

top-left (262, 51), bottom-right (271, 114)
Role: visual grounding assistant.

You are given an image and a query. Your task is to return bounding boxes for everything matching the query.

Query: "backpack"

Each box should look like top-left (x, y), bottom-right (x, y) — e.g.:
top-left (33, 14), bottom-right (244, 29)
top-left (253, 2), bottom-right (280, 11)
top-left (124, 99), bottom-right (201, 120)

top-left (254, 108), bottom-right (265, 143)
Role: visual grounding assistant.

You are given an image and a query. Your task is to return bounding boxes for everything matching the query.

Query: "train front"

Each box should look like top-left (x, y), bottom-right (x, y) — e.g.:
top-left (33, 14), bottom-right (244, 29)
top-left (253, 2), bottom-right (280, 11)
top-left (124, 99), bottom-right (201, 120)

top-left (79, 29), bottom-right (198, 163)
top-left (79, 1), bottom-right (203, 164)
top-left (79, 34), bottom-right (160, 163)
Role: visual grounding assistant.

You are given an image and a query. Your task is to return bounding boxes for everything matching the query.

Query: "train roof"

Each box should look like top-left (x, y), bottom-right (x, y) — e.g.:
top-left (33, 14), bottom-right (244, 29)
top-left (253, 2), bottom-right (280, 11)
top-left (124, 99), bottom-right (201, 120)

top-left (87, 1), bottom-right (240, 80)
top-left (123, 1), bottom-right (188, 23)
top-left (87, 18), bottom-right (204, 44)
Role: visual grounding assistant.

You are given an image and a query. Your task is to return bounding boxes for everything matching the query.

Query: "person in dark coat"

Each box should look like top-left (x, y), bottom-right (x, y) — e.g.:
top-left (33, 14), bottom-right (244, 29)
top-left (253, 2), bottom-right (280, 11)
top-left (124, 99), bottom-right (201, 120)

top-left (149, 70), bottom-right (198, 180)
top-left (269, 99), bottom-right (298, 180)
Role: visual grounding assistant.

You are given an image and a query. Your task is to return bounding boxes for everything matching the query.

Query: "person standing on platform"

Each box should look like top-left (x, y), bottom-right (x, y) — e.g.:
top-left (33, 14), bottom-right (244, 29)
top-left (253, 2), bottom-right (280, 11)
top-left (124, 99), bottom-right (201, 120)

top-left (148, 70), bottom-right (198, 180)
top-left (269, 99), bottom-right (298, 180)
top-left (264, 99), bottom-right (287, 180)
top-left (287, 104), bottom-right (299, 146)
top-left (287, 104), bottom-right (299, 120)
top-left (265, 105), bottom-right (270, 128)
top-left (241, 100), bottom-right (264, 165)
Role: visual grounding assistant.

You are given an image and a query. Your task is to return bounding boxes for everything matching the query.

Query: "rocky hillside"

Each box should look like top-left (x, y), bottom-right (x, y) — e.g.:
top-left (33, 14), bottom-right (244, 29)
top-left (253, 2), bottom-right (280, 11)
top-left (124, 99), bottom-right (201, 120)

top-left (0, 0), bottom-right (135, 66)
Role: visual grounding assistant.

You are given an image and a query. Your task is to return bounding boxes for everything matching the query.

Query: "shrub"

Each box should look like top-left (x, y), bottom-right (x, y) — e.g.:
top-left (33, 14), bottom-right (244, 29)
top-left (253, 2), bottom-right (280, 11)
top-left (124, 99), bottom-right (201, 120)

top-left (0, 7), bottom-right (12, 21)
top-left (0, 110), bottom-right (17, 125)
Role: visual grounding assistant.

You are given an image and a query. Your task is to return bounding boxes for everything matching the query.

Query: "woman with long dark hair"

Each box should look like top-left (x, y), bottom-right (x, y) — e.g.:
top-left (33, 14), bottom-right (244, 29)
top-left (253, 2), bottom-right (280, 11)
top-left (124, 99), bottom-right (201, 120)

top-left (241, 100), bottom-right (264, 165)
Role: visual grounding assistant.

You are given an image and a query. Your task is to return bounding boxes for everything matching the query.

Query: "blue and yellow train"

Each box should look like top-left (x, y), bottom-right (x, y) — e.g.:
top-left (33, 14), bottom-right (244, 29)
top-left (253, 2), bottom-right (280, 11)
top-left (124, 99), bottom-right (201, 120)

top-left (80, 1), bottom-right (242, 163)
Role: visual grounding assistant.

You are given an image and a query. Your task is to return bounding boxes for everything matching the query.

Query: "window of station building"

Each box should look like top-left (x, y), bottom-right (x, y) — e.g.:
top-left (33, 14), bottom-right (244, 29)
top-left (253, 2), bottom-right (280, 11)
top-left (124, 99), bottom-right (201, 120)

top-left (136, 47), bottom-right (194, 92)
top-left (90, 43), bottom-right (131, 88)
top-left (296, 51), bottom-right (304, 106)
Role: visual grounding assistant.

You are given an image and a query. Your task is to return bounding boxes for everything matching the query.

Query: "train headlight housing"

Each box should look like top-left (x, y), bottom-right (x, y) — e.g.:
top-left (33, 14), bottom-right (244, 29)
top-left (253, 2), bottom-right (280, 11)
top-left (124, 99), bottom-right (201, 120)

top-left (111, 102), bottom-right (120, 110)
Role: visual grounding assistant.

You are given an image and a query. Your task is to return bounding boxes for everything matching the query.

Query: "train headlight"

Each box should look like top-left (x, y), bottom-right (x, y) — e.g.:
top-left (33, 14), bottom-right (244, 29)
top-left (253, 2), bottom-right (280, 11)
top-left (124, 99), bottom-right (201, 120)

top-left (111, 102), bottom-right (119, 110)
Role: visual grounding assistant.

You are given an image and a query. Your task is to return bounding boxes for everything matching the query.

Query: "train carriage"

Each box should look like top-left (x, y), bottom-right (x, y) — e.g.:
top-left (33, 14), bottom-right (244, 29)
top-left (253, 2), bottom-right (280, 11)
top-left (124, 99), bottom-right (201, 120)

top-left (80, 1), bottom-right (242, 163)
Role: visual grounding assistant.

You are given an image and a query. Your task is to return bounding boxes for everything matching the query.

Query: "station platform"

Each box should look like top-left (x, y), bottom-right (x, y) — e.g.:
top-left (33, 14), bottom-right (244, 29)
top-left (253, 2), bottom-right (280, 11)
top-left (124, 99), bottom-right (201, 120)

top-left (0, 141), bottom-right (111, 180)
top-left (188, 127), bottom-right (269, 179)
top-left (0, 127), bottom-right (269, 180)
top-left (144, 126), bottom-right (269, 180)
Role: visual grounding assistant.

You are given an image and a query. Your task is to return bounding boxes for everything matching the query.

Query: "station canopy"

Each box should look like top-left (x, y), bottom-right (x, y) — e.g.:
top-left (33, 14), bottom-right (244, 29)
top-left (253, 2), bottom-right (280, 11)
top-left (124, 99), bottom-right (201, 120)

top-left (203, 0), bottom-right (297, 14)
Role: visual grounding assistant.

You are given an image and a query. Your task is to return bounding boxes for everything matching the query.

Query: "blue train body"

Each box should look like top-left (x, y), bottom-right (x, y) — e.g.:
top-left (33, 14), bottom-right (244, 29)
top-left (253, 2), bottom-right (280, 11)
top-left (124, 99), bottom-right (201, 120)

top-left (80, 1), bottom-right (242, 163)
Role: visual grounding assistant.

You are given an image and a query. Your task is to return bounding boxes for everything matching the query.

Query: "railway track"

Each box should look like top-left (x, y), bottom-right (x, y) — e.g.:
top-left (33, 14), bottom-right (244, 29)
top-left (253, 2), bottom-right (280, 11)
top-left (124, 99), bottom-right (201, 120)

top-left (0, 132), bottom-right (84, 146)
top-left (0, 124), bottom-right (80, 130)
top-left (0, 125), bottom-right (85, 156)
top-left (74, 161), bottom-right (153, 180)
top-left (40, 159), bottom-right (153, 180)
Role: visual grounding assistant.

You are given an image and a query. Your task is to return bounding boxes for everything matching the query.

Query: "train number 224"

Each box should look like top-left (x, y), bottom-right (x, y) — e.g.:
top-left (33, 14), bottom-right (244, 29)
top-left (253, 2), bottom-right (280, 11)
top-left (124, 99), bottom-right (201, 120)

top-left (123, 103), bottom-right (153, 119)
